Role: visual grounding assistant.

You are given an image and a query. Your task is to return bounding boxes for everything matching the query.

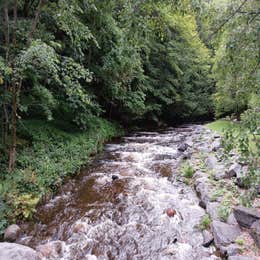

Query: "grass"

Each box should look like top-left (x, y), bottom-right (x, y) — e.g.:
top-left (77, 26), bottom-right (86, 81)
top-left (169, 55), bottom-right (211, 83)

top-left (0, 117), bottom-right (123, 235)
top-left (199, 214), bottom-right (211, 230)
top-left (206, 120), bottom-right (234, 134)
top-left (180, 161), bottom-right (195, 178)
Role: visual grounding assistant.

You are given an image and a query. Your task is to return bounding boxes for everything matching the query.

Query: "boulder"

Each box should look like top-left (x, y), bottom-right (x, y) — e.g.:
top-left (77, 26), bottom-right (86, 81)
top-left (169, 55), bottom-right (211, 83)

top-left (202, 230), bottom-right (214, 247)
top-left (206, 202), bottom-right (220, 221)
top-left (226, 163), bottom-right (242, 178)
top-left (205, 155), bottom-right (218, 170)
top-left (250, 220), bottom-right (260, 248)
top-left (233, 206), bottom-right (260, 228)
top-left (227, 213), bottom-right (238, 226)
top-left (37, 241), bottom-right (63, 258)
top-left (220, 243), bottom-right (240, 256)
top-left (211, 220), bottom-right (241, 248)
top-left (4, 225), bottom-right (22, 242)
top-left (235, 167), bottom-right (248, 188)
top-left (0, 242), bottom-right (40, 260)
top-left (211, 140), bottom-right (221, 152)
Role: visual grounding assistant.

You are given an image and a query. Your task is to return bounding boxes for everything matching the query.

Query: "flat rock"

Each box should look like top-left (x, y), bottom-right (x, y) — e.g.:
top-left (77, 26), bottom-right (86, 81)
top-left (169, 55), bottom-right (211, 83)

top-left (233, 206), bottom-right (260, 228)
top-left (4, 225), bottom-right (21, 242)
top-left (211, 220), bottom-right (241, 248)
top-left (0, 242), bottom-right (40, 260)
top-left (202, 230), bottom-right (214, 247)
top-left (250, 220), bottom-right (260, 248)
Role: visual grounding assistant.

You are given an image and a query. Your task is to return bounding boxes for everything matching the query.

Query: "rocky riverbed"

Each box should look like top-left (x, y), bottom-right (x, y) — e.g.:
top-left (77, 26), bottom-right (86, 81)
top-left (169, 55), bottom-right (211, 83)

top-left (1, 125), bottom-right (259, 260)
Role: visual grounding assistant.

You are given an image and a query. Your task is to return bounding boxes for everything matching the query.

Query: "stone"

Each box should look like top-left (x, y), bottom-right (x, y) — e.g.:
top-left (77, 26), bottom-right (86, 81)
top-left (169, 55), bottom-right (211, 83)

top-left (37, 241), bottom-right (63, 258)
top-left (165, 208), bottom-right (176, 217)
top-left (177, 143), bottom-right (188, 152)
top-left (112, 175), bottom-right (119, 181)
top-left (250, 220), bottom-right (260, 248)
top-left (202, 230), bottom-right (214, 247)
top-left (195, 180), bottom-right (211, 205)
top-left (211, 140), bottom-right (221, 152)
top-left (233, 206), bottom-right (260, 228)
top-left (220, 243), bottom-right (240, 256)
top-left (235, 167), bottom-right (248, 188)
top-left (206, 202), bottom-right (220, 221)
top-left (205, 155), bottom-right (218, 170)
top-left (228, 257), bottom-right (258, 260)
top-left (0, 242), bottom-right (40, 260)
top-left (227, 213), bottom-right (238, 226)
top-left (4, 225), bottom-right (21, 242)
top-left (226, 163), bottom-right (242, 178)
top-left (211, 220), bottom-right (241, 248)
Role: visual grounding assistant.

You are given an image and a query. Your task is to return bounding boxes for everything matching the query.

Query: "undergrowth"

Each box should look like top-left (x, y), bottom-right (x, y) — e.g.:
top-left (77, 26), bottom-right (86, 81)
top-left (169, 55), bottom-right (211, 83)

top-left (0, 117), bottom-right (122, 236)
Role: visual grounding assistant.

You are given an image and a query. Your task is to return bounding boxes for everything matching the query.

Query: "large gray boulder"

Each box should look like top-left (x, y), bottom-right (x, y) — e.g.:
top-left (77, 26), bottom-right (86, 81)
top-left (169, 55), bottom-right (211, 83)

top-left (4, 225), bottom-right (21, 242)
top-left (0, 242), bottom-right (40, 260)
top-left (211, 220), bottom-right (241, 248)
top-left (233, 206), bottom-right (260, 228)
top-left (250, 220), bottom-right (260, 248)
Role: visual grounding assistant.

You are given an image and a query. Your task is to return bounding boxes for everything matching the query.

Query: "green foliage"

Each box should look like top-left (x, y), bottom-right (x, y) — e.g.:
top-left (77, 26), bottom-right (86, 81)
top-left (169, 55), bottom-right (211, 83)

top-left (0, 118), bottom-right (121, 232)
top-left (199, 214), bottom-right (211, 230)
top-left (180, 161), bottom-right (195, 178)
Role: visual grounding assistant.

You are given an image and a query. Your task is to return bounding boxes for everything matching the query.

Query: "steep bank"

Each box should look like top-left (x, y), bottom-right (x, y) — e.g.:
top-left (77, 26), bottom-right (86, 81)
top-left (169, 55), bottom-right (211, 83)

top-left (0, 118), bottom-right (123, 236)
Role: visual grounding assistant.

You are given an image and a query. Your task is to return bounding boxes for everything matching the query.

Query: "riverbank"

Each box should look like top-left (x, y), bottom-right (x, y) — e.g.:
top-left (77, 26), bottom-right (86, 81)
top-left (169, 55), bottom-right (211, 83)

top-left (176, 123), bottom-right (260, 259)
top-left (0, 117), bottom-right (123, 236)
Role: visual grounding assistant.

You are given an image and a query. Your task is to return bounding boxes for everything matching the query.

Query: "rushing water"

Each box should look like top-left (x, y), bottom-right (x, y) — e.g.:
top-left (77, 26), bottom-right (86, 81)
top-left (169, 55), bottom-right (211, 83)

top-left (21, 126), bottom-right (218, 260)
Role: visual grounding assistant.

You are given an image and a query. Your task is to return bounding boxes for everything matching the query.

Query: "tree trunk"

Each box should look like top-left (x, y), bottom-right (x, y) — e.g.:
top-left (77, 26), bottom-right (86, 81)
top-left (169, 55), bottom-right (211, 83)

top-left (27, 0), bottom-right (45, 45)
top-left (2, 0), bottom-right (10, 153)
top-left (8, 84), bottom-right (18, 173)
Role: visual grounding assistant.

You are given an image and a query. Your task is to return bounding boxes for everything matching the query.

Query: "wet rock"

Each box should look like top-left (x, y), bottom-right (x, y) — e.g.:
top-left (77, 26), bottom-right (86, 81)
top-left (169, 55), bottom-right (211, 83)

top-left (226, 163), bottom-right (242, 178)
top-left (112, 175), bottom-right (119, 181)
top-left (165, 208), bottom-right (176, 217)
top-left (4, 224), bottom-right (22, 242)
top-left (211, 140), bottom-right (221, 152)
top-left (250, 220), bottom-right (260, 248)
top-left (0, 242), bottom-right (40, 260)
top-left (211, 221), bottom-right (241, 248)
top-left (177, 143), bottom-right (189, 152)
top-left (205, 155), bottom-right (218, 170)
top-left (233, 206), bottom-right (260, 228)
top-left (202, 230), bottom-right (214, 247)
top-left (206, 202), bottom-right (220, 221)
top-left (220, 243), bottom-right (240, 256)
top-left (37, 241), bottom-right (63, 258)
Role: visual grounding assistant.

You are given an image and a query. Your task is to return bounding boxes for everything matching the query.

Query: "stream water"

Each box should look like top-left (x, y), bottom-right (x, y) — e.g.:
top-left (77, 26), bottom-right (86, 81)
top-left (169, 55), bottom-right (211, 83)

top-left (21, 125), bottom-right (218, 260)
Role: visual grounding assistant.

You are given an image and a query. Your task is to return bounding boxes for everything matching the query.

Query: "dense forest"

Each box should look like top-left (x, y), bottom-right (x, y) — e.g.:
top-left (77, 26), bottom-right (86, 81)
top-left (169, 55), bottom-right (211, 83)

top-left (0, 0), bottom-right (259, 240)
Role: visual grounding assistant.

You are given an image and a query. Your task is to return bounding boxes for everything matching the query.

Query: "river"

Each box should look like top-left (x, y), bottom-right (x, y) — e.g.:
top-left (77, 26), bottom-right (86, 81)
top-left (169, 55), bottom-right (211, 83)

top-left (21, 125), bottom-right (219, 260)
